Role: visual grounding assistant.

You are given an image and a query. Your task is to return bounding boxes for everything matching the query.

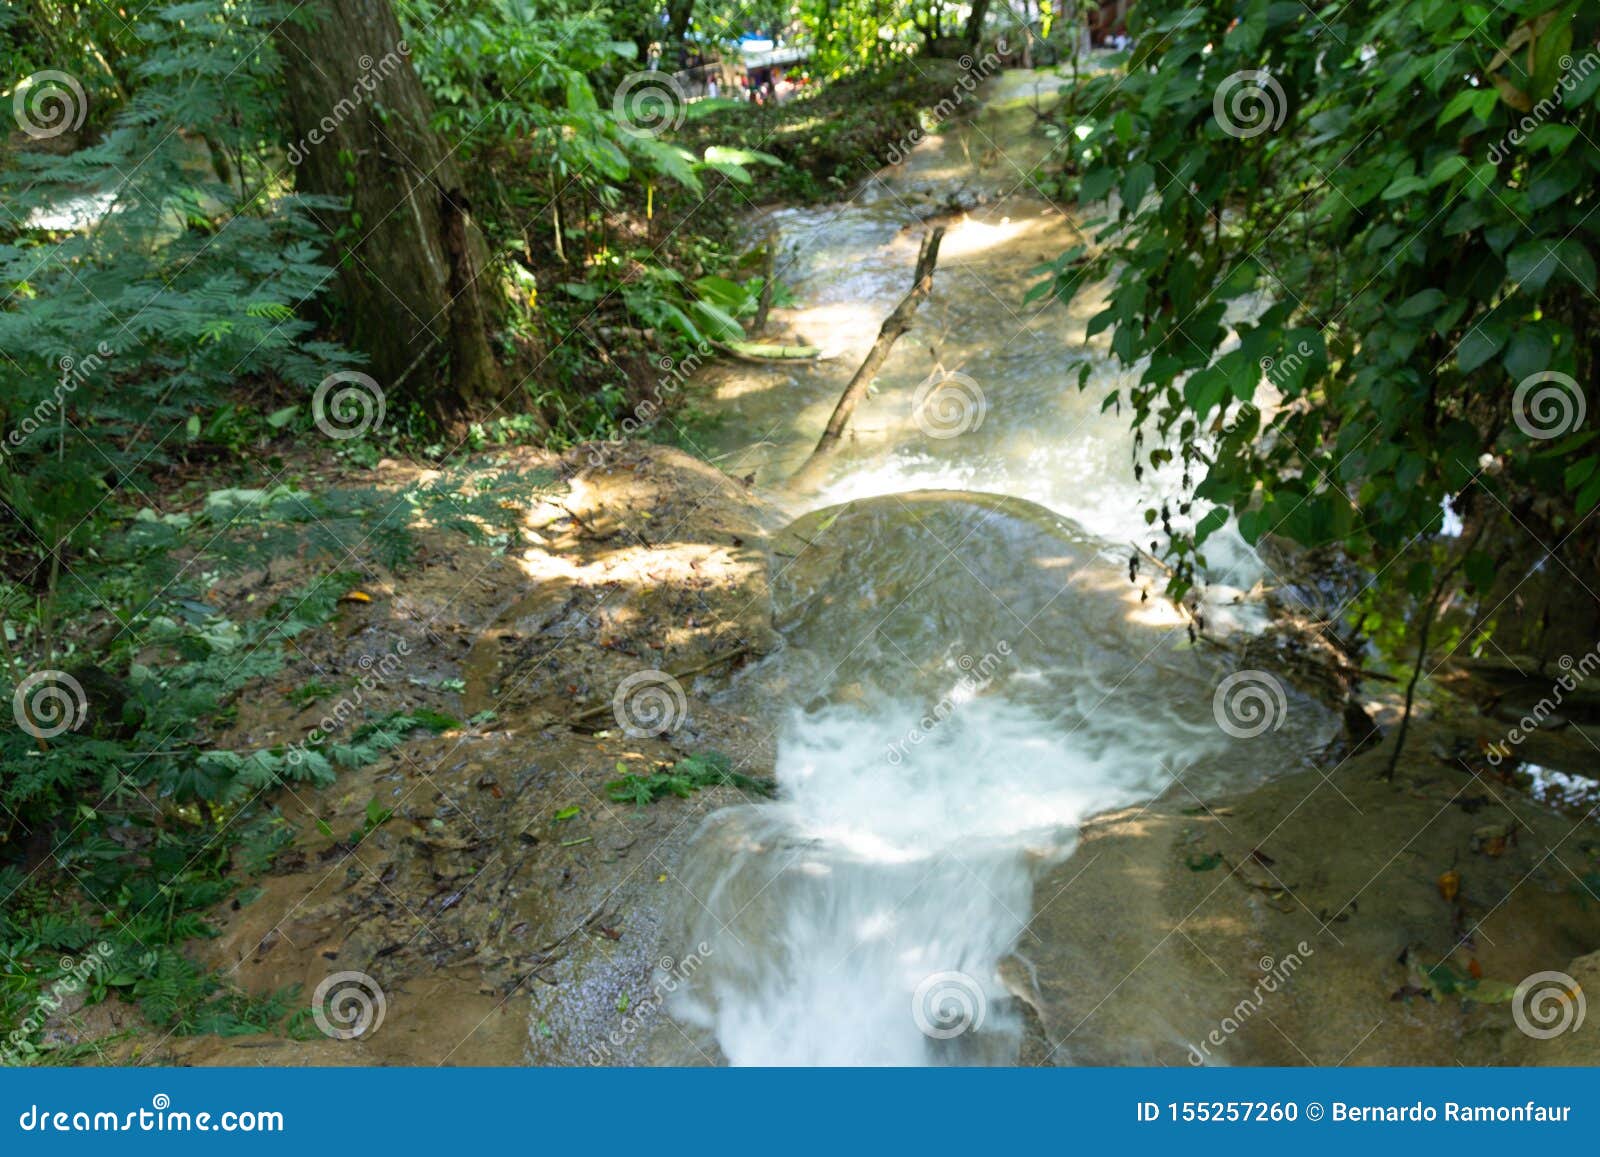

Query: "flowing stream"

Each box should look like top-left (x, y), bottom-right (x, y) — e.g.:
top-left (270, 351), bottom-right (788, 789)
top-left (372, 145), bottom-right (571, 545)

top-left (662, 71), bottom-right (1332, 1065)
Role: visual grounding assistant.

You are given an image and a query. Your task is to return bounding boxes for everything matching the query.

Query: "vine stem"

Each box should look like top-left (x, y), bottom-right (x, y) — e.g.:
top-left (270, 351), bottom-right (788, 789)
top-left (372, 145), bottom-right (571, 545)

top-left (1383, 522), bottom-right (1487, 780)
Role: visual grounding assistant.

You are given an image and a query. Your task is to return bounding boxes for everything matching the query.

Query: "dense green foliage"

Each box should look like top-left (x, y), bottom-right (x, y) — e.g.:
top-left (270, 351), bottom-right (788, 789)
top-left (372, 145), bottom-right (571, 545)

top-left (679, 60), bottom-right (967, 200)
top-left (0, 457), bottom-right (547, 1053)
top-left (1, 2), bottom-right (357, 558)
top-left (1040, 0), bottom-right (1597, 617)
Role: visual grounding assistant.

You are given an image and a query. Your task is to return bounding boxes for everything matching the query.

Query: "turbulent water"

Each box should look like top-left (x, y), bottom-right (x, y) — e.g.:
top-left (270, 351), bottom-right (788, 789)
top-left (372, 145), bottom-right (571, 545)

top-left (661, 71), bottom-right (1330, 1065)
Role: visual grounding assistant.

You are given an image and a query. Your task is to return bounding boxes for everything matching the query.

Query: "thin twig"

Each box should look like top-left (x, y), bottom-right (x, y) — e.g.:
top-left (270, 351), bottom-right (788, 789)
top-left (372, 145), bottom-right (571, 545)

top-left (566, 645), bottom-right (753, 726)
top-left (1384, 523), bottom-right (1487, 779)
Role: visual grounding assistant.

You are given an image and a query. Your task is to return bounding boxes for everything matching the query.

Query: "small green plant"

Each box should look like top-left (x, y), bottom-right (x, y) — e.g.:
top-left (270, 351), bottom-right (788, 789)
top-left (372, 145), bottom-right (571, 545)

top-left (605, 753), bottom-right (775, 807)
top-left (354, 798), bottom-right (395, 842)
top-left (287, 679), bottom-right (339, 707)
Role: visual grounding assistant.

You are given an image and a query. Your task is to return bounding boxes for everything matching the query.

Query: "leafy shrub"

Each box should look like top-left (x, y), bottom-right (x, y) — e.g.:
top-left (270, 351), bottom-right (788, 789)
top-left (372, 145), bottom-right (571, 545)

top-left (1038, 0), bottom-right (1597, 610)
top-left (0, 1), bottom-right (358, 558)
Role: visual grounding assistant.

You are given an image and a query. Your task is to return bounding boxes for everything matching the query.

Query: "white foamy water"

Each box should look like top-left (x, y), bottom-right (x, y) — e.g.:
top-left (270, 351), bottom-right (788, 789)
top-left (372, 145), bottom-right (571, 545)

top-left (660, 494), bottom-right (1330, 1065)
top-left (672, 697), bottom-right (1205, 1064)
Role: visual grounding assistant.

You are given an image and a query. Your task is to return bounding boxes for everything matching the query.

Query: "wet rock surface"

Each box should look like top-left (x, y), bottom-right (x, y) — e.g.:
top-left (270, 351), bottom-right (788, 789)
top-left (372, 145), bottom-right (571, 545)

top-left (1007, 716), bottom-right (1600, 1067)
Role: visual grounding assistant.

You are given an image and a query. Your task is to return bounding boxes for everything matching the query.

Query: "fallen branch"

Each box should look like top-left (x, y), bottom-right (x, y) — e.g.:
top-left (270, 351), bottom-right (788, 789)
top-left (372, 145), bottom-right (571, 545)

top-left (712, 339), bottom-right (827, 364)
top-left (791, 226), bottom-right (946, 485)
top-left (1129, 540), bottom-right (1173, 577)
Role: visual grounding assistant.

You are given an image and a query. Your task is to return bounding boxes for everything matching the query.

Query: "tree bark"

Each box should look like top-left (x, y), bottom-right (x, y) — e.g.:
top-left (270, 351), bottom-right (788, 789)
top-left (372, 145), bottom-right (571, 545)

top-left (276, 0), bottom-right (507, 415)
top-left (666, 0), bottom-right (696, 49)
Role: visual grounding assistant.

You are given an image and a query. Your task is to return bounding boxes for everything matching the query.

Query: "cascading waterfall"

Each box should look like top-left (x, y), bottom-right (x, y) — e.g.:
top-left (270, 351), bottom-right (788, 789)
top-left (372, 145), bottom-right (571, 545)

top-left (660, 73), bottom-right (1330, 1065)
top-left (660, 496), bottom-right (1326, 1064)
top-left (672, 699), bottom-right (1198, 1065)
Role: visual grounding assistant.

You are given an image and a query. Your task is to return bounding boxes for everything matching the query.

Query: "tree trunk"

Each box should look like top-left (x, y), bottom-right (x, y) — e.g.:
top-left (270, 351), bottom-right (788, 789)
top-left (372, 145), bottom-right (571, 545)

top-left (276, 0), bottom-right (507, 415)
top-left (666, 0), bottom-right (695, 49)
top-left (964, 0), bottom-right (993, 47)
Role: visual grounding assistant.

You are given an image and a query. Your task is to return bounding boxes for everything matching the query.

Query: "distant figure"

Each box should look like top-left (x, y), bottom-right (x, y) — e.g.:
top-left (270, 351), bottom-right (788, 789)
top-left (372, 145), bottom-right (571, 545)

top-left (708, 77), bottom-right (719, 99)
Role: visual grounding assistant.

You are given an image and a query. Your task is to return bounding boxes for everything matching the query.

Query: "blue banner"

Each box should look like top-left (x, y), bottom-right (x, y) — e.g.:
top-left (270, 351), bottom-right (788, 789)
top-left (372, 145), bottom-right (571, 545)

top-left (3, 1068), bottom-right (1590, 1152)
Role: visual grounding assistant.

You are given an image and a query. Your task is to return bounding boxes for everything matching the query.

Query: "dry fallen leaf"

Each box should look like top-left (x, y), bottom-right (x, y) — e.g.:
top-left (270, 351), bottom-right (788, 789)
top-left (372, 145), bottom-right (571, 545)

top-left (1437, 868), bottom-right (1461, 902)
top-left (1472, 823), bottom-right (1514, 857)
